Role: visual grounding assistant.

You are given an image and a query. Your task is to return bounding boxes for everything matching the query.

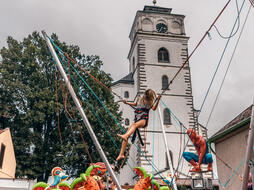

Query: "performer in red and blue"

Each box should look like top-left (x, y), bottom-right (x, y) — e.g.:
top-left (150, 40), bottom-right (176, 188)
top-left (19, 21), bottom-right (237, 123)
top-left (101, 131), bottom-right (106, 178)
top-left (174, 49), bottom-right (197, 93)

top-left (183, 128), bottom-right (213, 172)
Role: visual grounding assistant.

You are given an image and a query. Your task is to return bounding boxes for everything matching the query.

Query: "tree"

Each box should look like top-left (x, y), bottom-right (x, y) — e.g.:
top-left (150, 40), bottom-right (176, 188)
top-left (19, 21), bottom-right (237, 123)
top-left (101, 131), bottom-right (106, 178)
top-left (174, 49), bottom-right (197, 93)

top-left (0, 31), bottom-right (123, 181)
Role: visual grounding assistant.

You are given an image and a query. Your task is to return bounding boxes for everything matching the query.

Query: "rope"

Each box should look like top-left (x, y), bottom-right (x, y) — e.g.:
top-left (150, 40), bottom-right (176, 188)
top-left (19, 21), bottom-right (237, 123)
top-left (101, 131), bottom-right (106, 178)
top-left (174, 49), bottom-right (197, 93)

top-left (161, 99), bottom-right (246, 187)
top-left (50, 46), bottom-right (94, 164)
top-left (161, 0), bottom-right (233, 95)
top-left (161, 99), bottom-right (245, 186)
top-left (57, 52), bottom-right (162, 190)
top-left (54, 49), bottom-right (157, 183)
top-left (47, 33), bottom-right (189, 185)
top-left (55, 72), bottom-right (62, 143)
top-left (119, 144), bottom-right (132, 171)
top-left (209, 143), bottom-right (242, 177)
top-left (152, 111), bottom-right (155, 190)
top-left (197, 0), bottom-right (246, 121)
top-left (64, 56), bottom-right (75, 119)
top-left (213, 158), bottom-right (245, 188)
top-left (57, 48), bottom-right (167, 181)
top-left (213, 0), bottom-right (240, 39)
top-left (64, 53), bottom-right (123, 100)
top-left (159, 100), bottom-right (193, 186)
top-left (178, 122), bottom-right (183, 177)
top-left (59, 74), bottom-right (76, 137)
top-left (160, 100), bottom-right (188, 131)
top-left (205, 4), bottom-right (252, 129)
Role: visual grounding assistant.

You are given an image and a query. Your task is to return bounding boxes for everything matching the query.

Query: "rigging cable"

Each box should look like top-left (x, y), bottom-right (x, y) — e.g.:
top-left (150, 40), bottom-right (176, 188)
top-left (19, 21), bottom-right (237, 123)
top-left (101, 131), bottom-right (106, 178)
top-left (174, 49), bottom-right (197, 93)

top-left (55, 72), bottom-right (62, 143)
top-left (51, 51), bottom-right (94, 164)
top-left (196, 0), bottom-right (246, 120)
top-left (213, 158), bottom-right (245, 187)
top-left (49, 45), bottom-right (168, 182)
top-left (205, 4), bottom-right (252, 129)
top-left (161, 99), bottom-right (244, 186)
top-left (57, 53), bottom-right (168, 189)
top-left (160, 0), bottom-right (233, 95)
top-left (213, 0), bottom-right (241, 39)
top-left (152, 111), bottom-right (156, 190)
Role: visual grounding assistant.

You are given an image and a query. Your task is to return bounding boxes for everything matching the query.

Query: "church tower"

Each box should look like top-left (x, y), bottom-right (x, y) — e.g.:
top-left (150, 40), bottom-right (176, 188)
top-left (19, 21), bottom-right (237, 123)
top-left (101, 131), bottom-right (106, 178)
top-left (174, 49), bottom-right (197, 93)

top-left (112, 5), bottom-right (210, 185)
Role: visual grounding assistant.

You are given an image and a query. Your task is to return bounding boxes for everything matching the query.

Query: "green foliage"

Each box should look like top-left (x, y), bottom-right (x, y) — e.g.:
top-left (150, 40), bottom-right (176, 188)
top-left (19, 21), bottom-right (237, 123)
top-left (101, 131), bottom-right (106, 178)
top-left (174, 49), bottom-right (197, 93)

top-left (0, 31), bottom-right (123, 181)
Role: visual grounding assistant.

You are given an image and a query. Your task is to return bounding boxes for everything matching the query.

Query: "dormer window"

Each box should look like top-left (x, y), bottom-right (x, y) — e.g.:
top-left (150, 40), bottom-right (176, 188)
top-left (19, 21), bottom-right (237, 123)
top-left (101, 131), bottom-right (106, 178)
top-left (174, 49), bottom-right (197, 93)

top-left (124, 91), bottom-right (129, 98)
top-left (158, 48), bottom-right (169, 63)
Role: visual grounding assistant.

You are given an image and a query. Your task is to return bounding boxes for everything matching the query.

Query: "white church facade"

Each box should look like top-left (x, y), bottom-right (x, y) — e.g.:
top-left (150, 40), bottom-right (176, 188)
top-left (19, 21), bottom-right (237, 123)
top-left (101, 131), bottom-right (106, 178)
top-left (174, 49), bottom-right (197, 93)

top-left (112, 5), bottom-right (213, 186)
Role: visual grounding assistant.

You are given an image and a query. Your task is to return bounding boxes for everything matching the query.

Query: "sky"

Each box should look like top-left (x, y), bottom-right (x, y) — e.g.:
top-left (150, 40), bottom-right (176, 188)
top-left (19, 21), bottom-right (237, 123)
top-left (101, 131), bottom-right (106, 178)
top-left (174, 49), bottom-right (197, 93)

top-left (0, 0), bottom-right (254, 136)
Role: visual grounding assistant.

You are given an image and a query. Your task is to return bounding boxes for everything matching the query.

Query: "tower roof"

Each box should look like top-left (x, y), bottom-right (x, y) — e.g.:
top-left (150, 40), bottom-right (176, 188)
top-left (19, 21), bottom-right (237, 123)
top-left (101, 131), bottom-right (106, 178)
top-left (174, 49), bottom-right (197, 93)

top-left (112, 73), bottom-right (134, 86)
top-left (143, 6), bottom-right (172, 15)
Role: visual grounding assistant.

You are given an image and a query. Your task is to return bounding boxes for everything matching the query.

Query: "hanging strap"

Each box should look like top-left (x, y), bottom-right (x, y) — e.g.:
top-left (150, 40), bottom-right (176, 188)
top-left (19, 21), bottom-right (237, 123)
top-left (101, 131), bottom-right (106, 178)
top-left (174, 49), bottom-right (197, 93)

top-left (131, 129), bottom-right (144, 146)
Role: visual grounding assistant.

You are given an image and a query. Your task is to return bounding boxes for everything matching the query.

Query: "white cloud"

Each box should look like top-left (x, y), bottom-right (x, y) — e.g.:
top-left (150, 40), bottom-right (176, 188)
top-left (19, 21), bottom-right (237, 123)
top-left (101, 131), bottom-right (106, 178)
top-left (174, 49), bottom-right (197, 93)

top-left (1, 0), bottom-right (254, 136)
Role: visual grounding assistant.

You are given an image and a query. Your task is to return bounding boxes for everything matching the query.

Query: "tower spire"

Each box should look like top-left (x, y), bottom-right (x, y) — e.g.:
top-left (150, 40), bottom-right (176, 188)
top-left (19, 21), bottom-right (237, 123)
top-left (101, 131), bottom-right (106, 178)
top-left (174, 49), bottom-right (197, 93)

top-left (153, 0), bottom-right (157, 6)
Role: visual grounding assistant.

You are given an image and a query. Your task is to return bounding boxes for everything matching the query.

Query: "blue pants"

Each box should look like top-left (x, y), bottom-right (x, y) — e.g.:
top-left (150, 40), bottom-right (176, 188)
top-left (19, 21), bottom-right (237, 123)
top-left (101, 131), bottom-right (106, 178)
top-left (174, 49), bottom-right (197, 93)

top-left (183, 152), bottom-right (213, 164)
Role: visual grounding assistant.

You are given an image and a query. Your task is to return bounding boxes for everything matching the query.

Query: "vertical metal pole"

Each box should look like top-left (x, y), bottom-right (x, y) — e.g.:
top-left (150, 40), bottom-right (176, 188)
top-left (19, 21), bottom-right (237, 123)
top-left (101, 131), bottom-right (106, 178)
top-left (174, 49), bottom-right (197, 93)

top-left (241, 103), bottom-right (254, 190)
top-left (42, 31), bottom-right (122, 190)
top-left (157, 106), bottom-right (178, 190)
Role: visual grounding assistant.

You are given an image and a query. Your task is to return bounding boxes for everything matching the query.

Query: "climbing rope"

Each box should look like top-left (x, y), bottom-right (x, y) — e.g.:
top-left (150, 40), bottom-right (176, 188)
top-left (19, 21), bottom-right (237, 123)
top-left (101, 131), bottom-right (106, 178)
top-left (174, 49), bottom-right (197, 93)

top-left (59, 74), bottom-right (76, 138)
top-left (196, 0), bottom-right (246, 121)
top-left (55, 51), bottom-right (171, 190)
top-left (213, 0), bottom-right (241, 39)
top-left (47, 42), bottom-right (169, 184)
top-left (152, 111), bottom-right (155, 190)
top-left (205, 4), bottom-right (252, 129)
top-left (54, 48), bottom-right (168, 181)
top-left (213, 158), bottom-right (245, 188)
top-left (161, 99), bottom-right (247, 188)
top-left (55, 72), bottom-right (63, 143)
top-left (64, 52), bottom-right (123, 100)
top-left (50, 47), bottom-right (94, 164)
top-left (160, 0), bottom-right (233, 95)
top-left (46, 3), bottom-right (251, 182)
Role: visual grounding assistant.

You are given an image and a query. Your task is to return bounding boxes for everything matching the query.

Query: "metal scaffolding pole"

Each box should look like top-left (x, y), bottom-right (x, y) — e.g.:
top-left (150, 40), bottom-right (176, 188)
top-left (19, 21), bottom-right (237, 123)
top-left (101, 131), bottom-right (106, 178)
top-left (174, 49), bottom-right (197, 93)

top-left (42, 31), bottom-right (122, 190)
top-left (241, 103), bottom-right (254, 190)
top-left (157, 106), bottom-right (178, 190)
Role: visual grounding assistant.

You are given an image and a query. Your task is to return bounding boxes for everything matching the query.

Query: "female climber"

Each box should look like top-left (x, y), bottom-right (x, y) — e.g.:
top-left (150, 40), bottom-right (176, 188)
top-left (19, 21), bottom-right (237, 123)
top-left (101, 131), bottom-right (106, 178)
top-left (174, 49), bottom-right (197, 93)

top-left (116, 89), bottom-right (161, 161)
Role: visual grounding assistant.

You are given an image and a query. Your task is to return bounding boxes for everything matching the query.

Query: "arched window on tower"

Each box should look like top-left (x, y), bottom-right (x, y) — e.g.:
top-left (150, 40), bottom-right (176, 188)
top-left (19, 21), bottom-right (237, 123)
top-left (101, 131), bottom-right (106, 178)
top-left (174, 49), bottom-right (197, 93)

top-left (162, 75), bottom-right (169, 90)
top-left (125, 118), bottom-right (130, 126)
top-left (158, 48), bottom-right (169, 62)
top-left (163, 108), bottom-right (171, 125)
top-left (124, 91), bottom-right (129, 98)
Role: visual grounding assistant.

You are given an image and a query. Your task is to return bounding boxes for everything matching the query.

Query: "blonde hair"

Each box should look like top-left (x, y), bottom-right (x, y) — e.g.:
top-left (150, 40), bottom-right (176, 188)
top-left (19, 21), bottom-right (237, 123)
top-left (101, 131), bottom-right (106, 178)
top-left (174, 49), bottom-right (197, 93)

top-left (140, 89), bottom-right (156, 107)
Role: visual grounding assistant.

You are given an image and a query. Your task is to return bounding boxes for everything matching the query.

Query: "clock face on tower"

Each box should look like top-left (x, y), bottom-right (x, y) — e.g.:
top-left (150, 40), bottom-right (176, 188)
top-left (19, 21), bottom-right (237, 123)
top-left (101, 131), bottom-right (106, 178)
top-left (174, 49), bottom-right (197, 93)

top-left (156, 23), bottom-right (168, 33)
